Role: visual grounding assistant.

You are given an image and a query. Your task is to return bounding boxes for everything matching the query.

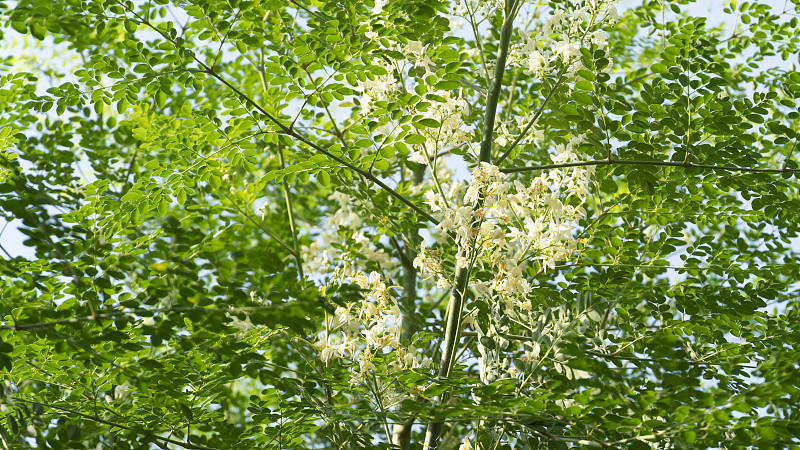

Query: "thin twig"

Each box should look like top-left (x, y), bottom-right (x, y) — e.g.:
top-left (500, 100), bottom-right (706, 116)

top-left (495, 72), bottom-right (566, 165)
top-left (277, 143), bottom-right (305, 281)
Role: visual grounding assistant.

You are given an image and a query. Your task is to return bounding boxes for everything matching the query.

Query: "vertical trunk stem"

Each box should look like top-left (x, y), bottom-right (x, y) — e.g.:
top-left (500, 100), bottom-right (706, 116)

top-left (422, 5), bottom-right (516, 448)
top-left (392, 166), bottom-right (425, 450)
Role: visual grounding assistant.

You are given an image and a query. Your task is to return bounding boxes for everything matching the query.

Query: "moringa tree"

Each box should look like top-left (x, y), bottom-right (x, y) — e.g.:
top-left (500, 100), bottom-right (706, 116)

top-left (1, 0), bottom-right (800, 448)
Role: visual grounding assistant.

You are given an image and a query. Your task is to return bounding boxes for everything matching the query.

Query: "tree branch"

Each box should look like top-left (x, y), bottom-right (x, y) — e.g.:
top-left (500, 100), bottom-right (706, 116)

top-left (208, 67), bottom-right (439, 225)
top-left (13, 398), bottom-right (215, 450)
top-left (500, 158), bottom-right (800, 174)
top-left (495, 72), bottom-right (565, 165)
top-left (130, 9), bottom-right (439, 228)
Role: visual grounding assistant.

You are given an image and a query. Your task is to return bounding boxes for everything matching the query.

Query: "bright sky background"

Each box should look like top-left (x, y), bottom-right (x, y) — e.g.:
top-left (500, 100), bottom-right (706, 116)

top-left (0, 0), bottom-right (796, 260)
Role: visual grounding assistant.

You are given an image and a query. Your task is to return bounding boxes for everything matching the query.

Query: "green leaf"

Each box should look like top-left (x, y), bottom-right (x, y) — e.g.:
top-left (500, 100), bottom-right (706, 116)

top-left (434, 80), bottom-right (459, 90)
top-left (120, 191), bottom-right (142, 202)
top-left (560, 103), bottom-right (580, 116)
top-left (317, 170), bottom-right (330, 186)
top-left (571, 91), bottom-right (593, 106)
top-left (10, 21), bottom-right (26, 34)
top-left (574, 80), bottom-right (593, 91)
top-left (652, 63), bottom-right (668, 74)
top-left (155, 90), bottom-right (167, 109)
top-left (30, 23), bottom-right (46, 40)
top-left (416, 118), bottom-right (441, 128)
top-left (379, 146), bottom-right (394, 158)
top-left (577, 69), bottom-right (595, 81)
top-left (124, 20), bottom-right (138, 33)
top-left (373, 159), bottom-right (391, 171)
top-left (176, 188), bottom-right (186, 205)
top-left (405, 134), bottom-right (426, 145)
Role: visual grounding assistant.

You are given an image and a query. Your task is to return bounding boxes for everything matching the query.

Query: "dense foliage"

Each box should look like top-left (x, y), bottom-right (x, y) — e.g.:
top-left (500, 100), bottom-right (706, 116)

top-left (1, 0), bottom-right (800, 448)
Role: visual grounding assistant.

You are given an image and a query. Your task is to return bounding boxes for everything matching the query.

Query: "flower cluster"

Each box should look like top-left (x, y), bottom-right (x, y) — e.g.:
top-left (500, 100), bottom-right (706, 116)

top-left (310, 0), bottom-right (603, 395)
top-left (356, 60), bottom-right (400, 115)
top-left (404, 40), bottom-right (434, 72)
top-left (419, 136), bottom-right (593, 311)
top-left (317, 271), bottom-right (428, 385)
top-left (508, 0), bottom-right (617, 78)
top-left (408, 87), bottom-right (470, 166)
top-left (451, 0), bottom-right (504, 19)
top-left (351, 34), bottom-right (471, 169)
top-left (412, 138), bottom-right (595, 384)
top-left (302, 192), bottom-right (392, 275)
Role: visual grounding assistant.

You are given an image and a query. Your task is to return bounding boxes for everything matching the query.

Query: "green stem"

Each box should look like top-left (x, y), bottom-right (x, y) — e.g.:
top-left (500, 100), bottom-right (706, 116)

top-left (277, 143), bottom-right (305, 281)
top-left (391, 165), bottom-right (425, 450)
top-left (422, 2), bottom-right (517, 448)
top-left (369, 371), bottom-right (393, 442)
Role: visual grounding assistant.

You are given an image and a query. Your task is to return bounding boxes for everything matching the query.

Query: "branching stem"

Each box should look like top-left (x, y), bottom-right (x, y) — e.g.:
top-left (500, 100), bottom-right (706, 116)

top-left (423, 1), bottom-right (517, 447)
top-left (501, 158), bottom-right (800, 174)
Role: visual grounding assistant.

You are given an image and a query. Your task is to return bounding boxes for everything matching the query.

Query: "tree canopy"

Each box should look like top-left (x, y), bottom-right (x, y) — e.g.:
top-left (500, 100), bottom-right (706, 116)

top-left (1, 0), bottom-right (800, 448)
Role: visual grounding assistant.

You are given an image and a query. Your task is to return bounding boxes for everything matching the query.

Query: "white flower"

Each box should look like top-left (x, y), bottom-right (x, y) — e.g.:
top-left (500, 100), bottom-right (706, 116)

top-left (363, 323), bottom-right (385, 347)
top-left (553, 41), bottom-right (581, 63)
top-left (471, 280), bottom-right (493, 297)
top-left (608, 5), bottom-right (618, 22)
top-left (320, 342), bottom-right (336, 363)
top-left (464, 184), bottom-right (482, 204)
top-left (464, 48), bottom-right (480, 59)
top-left (455, 206), bottom-right (473, 224)
top-left (368, 271), bottom-right (381, 287)
top-left (355, 273), bottom-right (369, 289)
top-left (590, 30), bottom-right (608, 47)
top-left (544, 192), bottom-right (564, 218)
top-left (404, 40), bottom-right (434, 71)
top-left (334, 304), bottom-right (353, 328)
top-left (408, 150), bottom-right (428, 165)
top-left (425, 190), bottom-right (443, 212)
top-left (479, 221), bottom-right (494, 239)
top-left (413, 253), bottom-right (426, 270)
top-left (371, 0), bottom-right (387, 14)
top-left (405, 40), bottom-right (424, 55)
top-left (456, 253), bottom-right (469, 269)
top-left (527, 50), bottom-right (547, 74)
top-left (545, 10), bottom-right (567, 35)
